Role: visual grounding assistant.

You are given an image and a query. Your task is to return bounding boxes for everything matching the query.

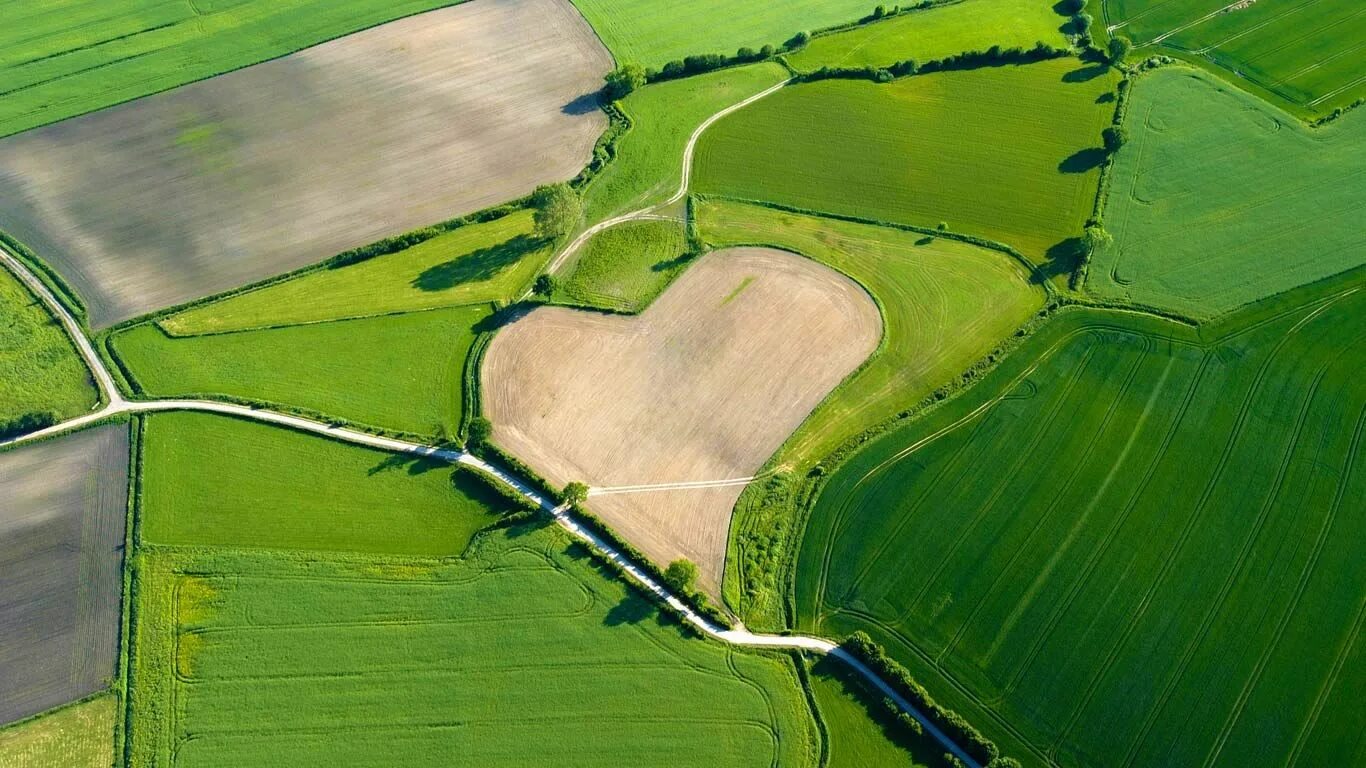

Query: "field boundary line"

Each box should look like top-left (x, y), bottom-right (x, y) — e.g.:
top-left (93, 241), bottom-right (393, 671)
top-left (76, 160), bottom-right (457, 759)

top-left (0, 237), bottom-right (983, 768)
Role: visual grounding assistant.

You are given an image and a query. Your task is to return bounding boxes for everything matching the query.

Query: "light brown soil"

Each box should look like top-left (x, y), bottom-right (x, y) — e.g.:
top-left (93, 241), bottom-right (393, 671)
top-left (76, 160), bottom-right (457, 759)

top-left (482, 247), bottom-right (882, 593)
top-left (0, 0), bottom-right (610, 328)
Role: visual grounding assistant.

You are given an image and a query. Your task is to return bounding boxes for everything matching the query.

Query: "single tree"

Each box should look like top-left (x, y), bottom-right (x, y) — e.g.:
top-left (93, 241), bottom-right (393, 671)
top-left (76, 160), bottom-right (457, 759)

top-left (663, 559), bottom-right (699, 594)
top-left (531, 183), bottom-right (580, 240)
top-left (1107, 34), bottom-right (1132, 63)
top-left (786, 31), bottom-right (811, 50)
top-left (603, 64), bottom-right (646, 100)
top-left (1083, 223), bottom-right (1113, 256)
top-left (467, 417), bottom-right (493, 448)
top-left (562, 481), bottom-right (589, 506)
top-left (1102, 125), bottom-right (1129, 152)
top-left (1058, 0), bottom-right (1086, 13)
top-left (533, 273), bottom-right (557, 297)
top-left (1073, 12), bottom-right (1093, 36)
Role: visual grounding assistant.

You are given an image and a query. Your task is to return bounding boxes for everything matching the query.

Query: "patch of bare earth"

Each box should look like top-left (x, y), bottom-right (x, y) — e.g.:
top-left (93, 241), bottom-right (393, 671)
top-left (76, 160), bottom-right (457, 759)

top-left (0, 424), bottom-right (129, 726)
top-left (0, 0), bottom-right (611, 328)
top-left (482, 247), bottom-right (881, 593)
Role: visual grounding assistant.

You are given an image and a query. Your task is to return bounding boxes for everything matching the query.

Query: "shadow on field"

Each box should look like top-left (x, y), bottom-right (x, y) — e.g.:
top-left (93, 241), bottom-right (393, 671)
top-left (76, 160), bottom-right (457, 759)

top-left (1035, 237), bottom-right (1085, 283)
top-left (651, 251), bottom-right (695, 273)
top-left (368, 453), bottom-right (448, 476)
top-left (413, 235), bottom-right (543, 292)
top-left (1059, 147), bottom-right (1107, 173)
top-left (1063, 64), bottom-right (1110, 83)
top-left (472, 302), bottom-right (537, 332)
top-left (809, 655), bottom-right (952, 764)
top-left (604, 594), bottom-right (654, 626)
top-left (562, 92), bottom-right (602, 116)
top-left (1096, 91), bottom-right (1116, 104)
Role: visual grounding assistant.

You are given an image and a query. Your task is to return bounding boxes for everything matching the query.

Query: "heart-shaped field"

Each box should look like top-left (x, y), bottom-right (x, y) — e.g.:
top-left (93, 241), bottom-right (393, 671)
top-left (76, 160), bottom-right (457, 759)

top-left (482, 247), bottom-right (880, 592)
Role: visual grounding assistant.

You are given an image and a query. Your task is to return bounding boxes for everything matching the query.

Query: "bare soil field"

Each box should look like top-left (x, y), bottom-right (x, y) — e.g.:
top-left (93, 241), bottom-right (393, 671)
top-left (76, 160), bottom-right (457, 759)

top-left (0, 424), bottom-right (129, 726)
top-left (482, 247), bottom-right (881, 592)
top-left (0, 0), bottom-right (610, 328)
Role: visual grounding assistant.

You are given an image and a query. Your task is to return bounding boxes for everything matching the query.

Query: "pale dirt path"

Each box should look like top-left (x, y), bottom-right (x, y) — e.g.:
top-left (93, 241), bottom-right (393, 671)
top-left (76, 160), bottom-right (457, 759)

top-left (0, 120), bottom-right (980, 768)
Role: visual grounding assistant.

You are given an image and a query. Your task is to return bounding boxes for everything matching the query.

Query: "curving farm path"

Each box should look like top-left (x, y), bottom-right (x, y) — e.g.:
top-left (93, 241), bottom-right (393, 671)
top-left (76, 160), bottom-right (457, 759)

top-left (0, 77), bottom-right (983, 768)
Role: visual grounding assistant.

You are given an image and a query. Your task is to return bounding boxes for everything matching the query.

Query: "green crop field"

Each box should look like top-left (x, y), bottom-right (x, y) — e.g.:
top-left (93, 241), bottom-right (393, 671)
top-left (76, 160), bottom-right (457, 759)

top-left (700, 200), bottom-right (1044, 627)
top-left (0, 696), bottom-right (115, 768)
top-left (796, 270), bottom-right (1366, 767)
top-left (0, 0), bottom-right (463, 139)
top-left (570, 0), bottom-right (870, 69)
top-left (0, 266), bottom-right (95, 423)
top-left (1103, 0), bottom-right (1366, 116)
top-left (111, 305), bottom-right (486, 437)
top-left (127, 526), bottom-right (822, 766)
top-left (1092, 67), bottom-right (1365, 318)
top-left (695, 58), bottom-right (1119, 265)
top-left (584, 62), bottom-right (787, 221)
top-left (163, 211), bottom-right (549, 335)
top-left (789, 0), bottom-right (1068, 72)
top-left (139, 412), bottom-right (507, 555)
top-left (558, 220), bottom-right (692, 311)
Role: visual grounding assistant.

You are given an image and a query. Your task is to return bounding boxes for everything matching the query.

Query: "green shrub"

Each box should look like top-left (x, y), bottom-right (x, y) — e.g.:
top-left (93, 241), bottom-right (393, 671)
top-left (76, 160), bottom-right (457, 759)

top-left (0, 410), bottom-right (57, 440)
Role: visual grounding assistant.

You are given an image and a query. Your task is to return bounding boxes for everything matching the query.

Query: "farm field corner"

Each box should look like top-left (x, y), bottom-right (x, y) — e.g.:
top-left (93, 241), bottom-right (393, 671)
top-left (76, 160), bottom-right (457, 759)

top-left (1091, 66), bottom-right (1365, 318)
top-left (0, 696), bottom-right (117, 768)
top-left (795, 270), bottom-right (1366, 768)
top-left (0, 263), bottom-right (97, 424)
top-left (694, 57), bottom-right (1119, 267)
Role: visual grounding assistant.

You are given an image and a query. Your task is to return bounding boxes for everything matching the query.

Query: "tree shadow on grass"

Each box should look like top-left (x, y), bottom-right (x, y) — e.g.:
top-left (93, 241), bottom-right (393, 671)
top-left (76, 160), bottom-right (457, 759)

top-left (368, 453), bottom-right (448, 476)
top-left (1063, 64), bottom-right (1111, 83)
top-left (1059, 147), bottom-right (1107, 174)
top-left (471, 302), bottom-right (538, 333)
top-left (412, 235), bottom-right (543, 292)
top-left (604, 593), bottom-right (654, 626)
top-left (1034, 237), bottom-right (1085, 284)
top-left (651, 251), bottom-right (695, 273)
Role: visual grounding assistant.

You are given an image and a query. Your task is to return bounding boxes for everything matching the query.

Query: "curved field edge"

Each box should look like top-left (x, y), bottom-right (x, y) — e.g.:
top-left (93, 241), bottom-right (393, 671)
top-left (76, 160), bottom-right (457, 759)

top-left (793, 265), bottom-right (1366, 767)
top-left (0, 255), bottom-right (99, 423)
top-left (1089, 65), bottom-right (1365, 319)
top-left (696, 200), bottom-right (1046, 628)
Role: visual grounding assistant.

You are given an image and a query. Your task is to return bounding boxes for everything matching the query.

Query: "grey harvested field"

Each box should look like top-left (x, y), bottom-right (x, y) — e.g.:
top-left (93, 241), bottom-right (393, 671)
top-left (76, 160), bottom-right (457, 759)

top-left (0, 424), bottom-right (130, 726)
top-left (0, 0), bottom-right (610, 328)
top-left (482, 248), bottom-right (881, 592)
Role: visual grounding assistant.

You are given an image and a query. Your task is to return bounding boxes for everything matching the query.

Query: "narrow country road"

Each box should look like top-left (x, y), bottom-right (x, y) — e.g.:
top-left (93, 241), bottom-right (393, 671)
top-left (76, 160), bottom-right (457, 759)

top-left (0, 84), bottom-right (982, 765)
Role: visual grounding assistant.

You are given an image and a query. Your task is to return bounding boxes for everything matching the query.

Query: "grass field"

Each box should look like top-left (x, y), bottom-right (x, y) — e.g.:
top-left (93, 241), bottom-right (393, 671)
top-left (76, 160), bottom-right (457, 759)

top-left (695, 58), bottom-right (1119, 264)
top-left (0, 0), bottom-right (469, 139)
top-left (700, 201), bottom-right (1045, 628)
top-left (1092, 67), bottom-right (1365, 318)
top-left (558, 220), bottom-right (692, 311)
top-left (0, 264), bottom-right (96, 423)
top-left (796, 270), bottom-right (1366, 767)
top-left (808, 657), bottom-right (955, 768)
top-left (584, 62), bottom-right (787, 221)
top-left (128, 526), bottom-right (823, 766)
top-left (0, 696), bottom-right (116, 768)
top-left (0, 424), bottom-right (128, 726)
top-left (0, 0), bottom-right (608, 328)
top-left (1103, 0), bottom-right (1366, 116)
top-left (140, 412), bottom-right (508, 555)
top-left (163, 211), bottom-right (549, 335)
top-left (789, 0), bottom-right (1069, 71)
top-left (570, 0), bottom-right (872, 68)
top-left (112, 305), bottom-right (487, 437)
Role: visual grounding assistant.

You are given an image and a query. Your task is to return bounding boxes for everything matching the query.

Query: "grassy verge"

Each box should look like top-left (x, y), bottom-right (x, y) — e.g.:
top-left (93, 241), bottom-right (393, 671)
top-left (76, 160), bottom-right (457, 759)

top-left (556, 220), bottom-right (693, 312)
top-left (0, 262), bottom-right (98, 422)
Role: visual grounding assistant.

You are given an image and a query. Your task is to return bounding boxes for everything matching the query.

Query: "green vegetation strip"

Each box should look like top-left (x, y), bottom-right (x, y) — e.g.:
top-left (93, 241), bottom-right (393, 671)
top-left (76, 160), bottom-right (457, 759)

top-left (0, 0), bottom-right (465, 138)
top-left (789, 0), bottom-right (1068, 71)
top-left (695, 58), bottom-right (1119, 265)
top-left (0, 696), bottom-right (116, 768)
top-left (797, 270), bottom-right (1366, 767)
top-left (139, 411), bottom-right (508, 555)
top-left (128, 527), bottom-right (822, 765)
top-left (1091, 67), bottom-right (1365, 318)
top-left (0, 264), bottom-right (96, 423)
top-left (557, 220), bottom-right (692, 312)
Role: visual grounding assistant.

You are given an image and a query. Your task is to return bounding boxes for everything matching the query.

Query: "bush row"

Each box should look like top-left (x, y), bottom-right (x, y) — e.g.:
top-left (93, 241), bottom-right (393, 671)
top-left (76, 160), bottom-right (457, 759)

top-left (1072, 75), bottom-right (1132, 290)
top-left (0, 228), bottom-right (88, 323)
top-left (841, 631), bottom-right (1000, 765)
top-left (571, 100), bottom-right (631, 189)
top-left (472, 441), bottom-right (562, 506)
top-left (1312, 97), bottom-right (1365, 127)
top-left (0, 410), bottom-right (57, 440)
top-left (453, 463), bottom-right (541, 514)
top-left (796, 42), bottom-right (1070, 83)
top-left (327, 203), bottom-right (522, 268)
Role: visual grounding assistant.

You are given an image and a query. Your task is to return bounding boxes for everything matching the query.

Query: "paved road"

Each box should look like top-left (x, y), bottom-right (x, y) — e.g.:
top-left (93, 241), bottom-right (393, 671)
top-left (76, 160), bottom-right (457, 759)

top-left (0, 148), bottom-right (981, 768)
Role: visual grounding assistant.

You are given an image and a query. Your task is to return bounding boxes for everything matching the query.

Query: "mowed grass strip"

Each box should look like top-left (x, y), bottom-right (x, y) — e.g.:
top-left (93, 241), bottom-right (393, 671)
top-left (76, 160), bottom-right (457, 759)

top-left (789, 0), bottom-right (1069, 71)
top-left (0, 265), bottom-right (96, 422)
top-left (163, 211), bottom-right (549, 335)
top-left (0, 0), bottom-right (466, 138)
top-left (585, 62), bottom-right (788, 221)
top-left (1104, 0), bottom-right (1366, 115)
top-left (695, 58), bottom-right (1119, 264)
top-left (1092, 67), bottom-right (1366, 318)
top-left (558, 220), bottom-right (691, 312)
top-left (128, 529), bottom-right (821, 766)
top-left (0, 696), bottom-right (116, 768)
top-left (112, 305), bottom-right (486, 438)
top-left (139, 412), bottom-right (507, 555)
top-left (797, 273), bottom-right (1366, 767)
top-left (569, 0), bottom-right (871, 68)
top-left (698, 200), bottom-right (1044, 468)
